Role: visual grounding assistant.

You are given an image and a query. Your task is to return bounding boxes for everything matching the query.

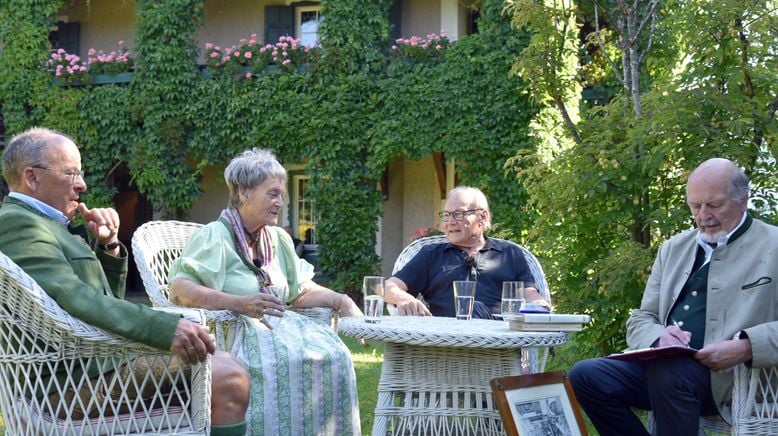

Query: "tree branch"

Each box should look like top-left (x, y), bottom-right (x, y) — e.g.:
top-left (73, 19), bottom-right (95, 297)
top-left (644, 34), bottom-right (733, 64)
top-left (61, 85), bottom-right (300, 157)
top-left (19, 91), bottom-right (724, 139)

top-left (593, 1), bottom-right (625, 85)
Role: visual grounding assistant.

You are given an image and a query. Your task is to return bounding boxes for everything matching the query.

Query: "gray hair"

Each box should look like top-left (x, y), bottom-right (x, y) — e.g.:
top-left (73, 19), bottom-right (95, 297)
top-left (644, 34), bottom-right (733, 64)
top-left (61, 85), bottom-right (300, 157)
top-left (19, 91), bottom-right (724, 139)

top-left (729, 167), bottom-right (750, 204)
top-left (2, 127), bottom-right (72, 188)
top-left (224, 148), bottom-right (287, 208)
top-left (447, 186), bottom-right (491, 230)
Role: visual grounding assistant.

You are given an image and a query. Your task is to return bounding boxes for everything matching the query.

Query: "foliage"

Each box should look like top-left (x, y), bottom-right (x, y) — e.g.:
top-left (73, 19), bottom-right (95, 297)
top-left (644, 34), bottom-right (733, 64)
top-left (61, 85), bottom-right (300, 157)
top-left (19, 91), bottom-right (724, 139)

top-left (131, 0), bottom-right (205, 218)
top-left (0, 0), bottom-right (63, 133)
top-left (204, 35), bottom-right (320, 78)
top-left (1, 0), bottom-right (538, 297)
top-left (511, 0), bottom-right (777, 357)
top-left (48, 49), bottom-right (90, 84)
top-left (87, 41), bottom-right (134, 75)
top-left (390, 33), bottom-right (451, 61)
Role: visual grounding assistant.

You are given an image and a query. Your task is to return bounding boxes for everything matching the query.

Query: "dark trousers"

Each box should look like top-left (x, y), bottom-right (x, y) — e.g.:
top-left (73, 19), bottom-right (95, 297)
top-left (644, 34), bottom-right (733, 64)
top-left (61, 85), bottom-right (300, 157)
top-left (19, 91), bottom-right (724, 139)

top-left (568, 356), bottom-right (719, 436)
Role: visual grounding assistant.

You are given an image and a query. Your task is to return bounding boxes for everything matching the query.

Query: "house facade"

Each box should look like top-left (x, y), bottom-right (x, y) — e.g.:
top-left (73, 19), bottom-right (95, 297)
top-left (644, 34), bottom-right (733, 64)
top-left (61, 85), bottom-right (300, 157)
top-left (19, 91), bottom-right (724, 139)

top-left (46, 0), bottom-right (477, 277)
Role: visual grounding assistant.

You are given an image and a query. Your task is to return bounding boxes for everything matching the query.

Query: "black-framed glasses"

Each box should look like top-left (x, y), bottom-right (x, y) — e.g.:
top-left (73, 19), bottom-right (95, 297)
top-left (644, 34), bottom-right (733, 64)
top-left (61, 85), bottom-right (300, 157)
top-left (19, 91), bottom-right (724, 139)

top-left (32, 166), bottom-right (85, 184)
top-left (439, 208), bottom-right (483, 223)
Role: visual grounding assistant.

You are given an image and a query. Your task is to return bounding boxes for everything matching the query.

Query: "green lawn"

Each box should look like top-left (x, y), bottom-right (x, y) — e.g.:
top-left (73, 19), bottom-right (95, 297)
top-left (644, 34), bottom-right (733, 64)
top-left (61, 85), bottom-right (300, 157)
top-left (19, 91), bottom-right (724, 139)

top-left (341, 334), bottom-right (385, 434)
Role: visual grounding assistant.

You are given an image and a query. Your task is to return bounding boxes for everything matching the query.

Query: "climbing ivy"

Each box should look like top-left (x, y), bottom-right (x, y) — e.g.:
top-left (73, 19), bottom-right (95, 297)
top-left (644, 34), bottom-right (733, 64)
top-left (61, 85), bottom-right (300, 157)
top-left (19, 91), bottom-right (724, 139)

top-left (0, 0), bottom-right (537, 293)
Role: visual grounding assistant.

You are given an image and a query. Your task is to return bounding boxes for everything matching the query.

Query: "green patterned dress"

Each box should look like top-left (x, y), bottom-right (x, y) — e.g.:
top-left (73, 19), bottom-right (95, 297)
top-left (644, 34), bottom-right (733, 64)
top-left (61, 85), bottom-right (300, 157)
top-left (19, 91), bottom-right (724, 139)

top-left (169, 222), bottom-right (360, 435)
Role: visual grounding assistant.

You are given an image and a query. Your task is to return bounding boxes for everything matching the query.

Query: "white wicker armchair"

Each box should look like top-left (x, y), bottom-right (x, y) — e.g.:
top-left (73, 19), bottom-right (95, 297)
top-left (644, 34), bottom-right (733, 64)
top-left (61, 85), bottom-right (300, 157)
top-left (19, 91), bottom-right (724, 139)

top-left (389, 234), bottom-right (552, 314)
top-left (0, 249), bottom-right (211, 435)
top-left (131, 220), bottom-right (335, 350)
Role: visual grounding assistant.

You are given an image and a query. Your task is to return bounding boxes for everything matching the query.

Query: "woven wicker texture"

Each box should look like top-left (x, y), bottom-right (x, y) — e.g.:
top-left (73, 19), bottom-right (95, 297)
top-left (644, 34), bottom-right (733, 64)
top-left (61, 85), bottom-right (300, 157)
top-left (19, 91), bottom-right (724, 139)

top-left (0, 249), bottom-right (211, 435)
top-left (731, 354), bottom-right (778, 435)
top-left (339, 316), bottom-right (567, 435)
top-left (338, 316), bottom-right (566, 349)
top-left (131, 220), bottom-right (335, 350)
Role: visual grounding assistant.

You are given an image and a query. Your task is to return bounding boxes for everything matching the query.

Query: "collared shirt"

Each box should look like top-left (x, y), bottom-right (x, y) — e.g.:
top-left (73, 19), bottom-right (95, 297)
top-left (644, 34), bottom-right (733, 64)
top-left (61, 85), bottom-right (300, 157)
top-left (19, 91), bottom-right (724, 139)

top-left (695, 211), bottom-right (747, 266)
top-left (670, 213), bottom-right (752, 349)
top-left (394, 237), bottom-right (535, 317)
top-left (8, 192), bottom-right (69, 226)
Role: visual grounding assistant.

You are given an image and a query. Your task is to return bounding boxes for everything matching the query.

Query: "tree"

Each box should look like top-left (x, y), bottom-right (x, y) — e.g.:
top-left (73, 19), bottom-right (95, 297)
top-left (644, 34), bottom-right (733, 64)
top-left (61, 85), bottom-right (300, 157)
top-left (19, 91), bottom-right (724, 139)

top-left (509, 0), bottom-right (777, 356)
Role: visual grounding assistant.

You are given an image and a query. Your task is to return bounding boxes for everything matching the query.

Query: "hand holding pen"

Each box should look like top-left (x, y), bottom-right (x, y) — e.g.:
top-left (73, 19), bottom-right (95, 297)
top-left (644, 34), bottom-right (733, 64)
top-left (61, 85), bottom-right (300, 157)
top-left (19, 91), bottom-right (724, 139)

top-left (658, 317), bottom-right (692, 347)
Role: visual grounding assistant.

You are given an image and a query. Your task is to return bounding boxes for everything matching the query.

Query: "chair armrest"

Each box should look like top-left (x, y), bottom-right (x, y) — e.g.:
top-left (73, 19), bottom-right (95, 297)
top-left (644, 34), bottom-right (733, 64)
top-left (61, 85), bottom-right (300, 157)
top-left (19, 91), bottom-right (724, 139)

top-left (293, 306), bottom-right (335, 328)
top-left (152, 306), bottom-right (208, 325)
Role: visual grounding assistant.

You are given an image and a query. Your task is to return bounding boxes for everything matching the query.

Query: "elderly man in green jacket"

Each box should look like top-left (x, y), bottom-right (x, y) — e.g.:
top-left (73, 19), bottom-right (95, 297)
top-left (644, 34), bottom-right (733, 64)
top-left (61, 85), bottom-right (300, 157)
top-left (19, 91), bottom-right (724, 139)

top-left (0, 127), bottom-right (249, 435)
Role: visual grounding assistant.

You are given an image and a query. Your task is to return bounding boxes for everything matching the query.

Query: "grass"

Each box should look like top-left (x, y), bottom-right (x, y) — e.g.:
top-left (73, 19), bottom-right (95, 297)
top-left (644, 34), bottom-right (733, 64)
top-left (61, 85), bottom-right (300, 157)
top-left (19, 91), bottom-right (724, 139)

top-left (341, 334), bottom-right (385, 433)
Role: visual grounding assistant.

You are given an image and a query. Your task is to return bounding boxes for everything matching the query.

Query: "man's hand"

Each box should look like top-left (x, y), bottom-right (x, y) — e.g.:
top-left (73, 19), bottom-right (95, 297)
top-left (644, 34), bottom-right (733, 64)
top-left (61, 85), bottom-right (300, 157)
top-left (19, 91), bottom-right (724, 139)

top-left (657, 325), bottom-right (692, 347)
top-left (696, 339), bottom-right (752, 371)
top-left (396, 298), bottom-right (432, 316)
top-left (78, 203), bottom-right (120, 247)
top-left (524, 287), bottom-right (551, 309)
top-left (171, 319), bottom-right (216, 365)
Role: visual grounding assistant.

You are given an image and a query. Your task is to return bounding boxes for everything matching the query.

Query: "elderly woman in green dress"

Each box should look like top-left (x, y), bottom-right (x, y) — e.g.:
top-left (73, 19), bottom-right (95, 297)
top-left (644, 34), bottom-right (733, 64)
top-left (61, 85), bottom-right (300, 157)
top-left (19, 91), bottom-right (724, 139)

top-left (168, 148), bottom-right (362, 435)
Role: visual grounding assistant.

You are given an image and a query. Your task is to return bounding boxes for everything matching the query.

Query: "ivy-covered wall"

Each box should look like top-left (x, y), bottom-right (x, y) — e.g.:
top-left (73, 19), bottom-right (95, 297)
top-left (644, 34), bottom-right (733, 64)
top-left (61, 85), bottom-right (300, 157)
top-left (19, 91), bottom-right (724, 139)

top-left (0, 0), bottom-right (538, 293)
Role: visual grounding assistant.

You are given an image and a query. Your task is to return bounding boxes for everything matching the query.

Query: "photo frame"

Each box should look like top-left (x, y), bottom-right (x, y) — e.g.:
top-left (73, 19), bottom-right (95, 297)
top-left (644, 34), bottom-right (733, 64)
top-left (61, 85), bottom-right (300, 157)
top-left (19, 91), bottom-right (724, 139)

top-left (490, 371), bottom-right (588, 436)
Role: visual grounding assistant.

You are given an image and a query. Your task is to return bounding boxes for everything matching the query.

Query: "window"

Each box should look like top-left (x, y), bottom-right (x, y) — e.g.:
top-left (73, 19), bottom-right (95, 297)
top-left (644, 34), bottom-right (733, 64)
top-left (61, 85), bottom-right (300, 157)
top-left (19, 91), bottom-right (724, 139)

top-left (292, 175), bottom-right (318, 245)
top-left (296, 6), bottom-right (322, 47)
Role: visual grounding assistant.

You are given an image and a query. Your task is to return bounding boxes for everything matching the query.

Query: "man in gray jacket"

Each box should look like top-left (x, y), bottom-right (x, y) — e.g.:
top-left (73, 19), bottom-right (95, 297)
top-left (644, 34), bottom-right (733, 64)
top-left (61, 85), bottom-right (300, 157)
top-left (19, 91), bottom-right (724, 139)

top-left (569, 158), bottom-right (778, 436)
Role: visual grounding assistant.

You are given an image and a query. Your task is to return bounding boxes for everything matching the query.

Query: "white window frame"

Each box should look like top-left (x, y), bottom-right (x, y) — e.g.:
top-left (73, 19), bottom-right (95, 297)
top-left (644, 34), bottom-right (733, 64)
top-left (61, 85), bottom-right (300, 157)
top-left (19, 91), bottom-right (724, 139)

top-left (295, 5), bottom-right (322, 47)
top-left (292, 174), bottom-right (318, 247)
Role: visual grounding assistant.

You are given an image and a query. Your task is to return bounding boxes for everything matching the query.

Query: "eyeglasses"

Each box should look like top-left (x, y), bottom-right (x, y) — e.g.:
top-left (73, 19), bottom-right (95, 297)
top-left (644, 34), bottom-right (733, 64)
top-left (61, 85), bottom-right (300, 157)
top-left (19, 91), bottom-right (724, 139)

top-left (32, 166), bottom-right (85, 184)
top-left (438, 208), bottom-right (483, 223)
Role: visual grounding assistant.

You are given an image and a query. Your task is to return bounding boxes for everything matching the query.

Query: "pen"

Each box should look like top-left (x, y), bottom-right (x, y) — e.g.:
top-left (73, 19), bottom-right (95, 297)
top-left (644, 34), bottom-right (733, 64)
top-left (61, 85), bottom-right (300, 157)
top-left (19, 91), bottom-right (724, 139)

top-left (671, 317), bottom-right (691, 348)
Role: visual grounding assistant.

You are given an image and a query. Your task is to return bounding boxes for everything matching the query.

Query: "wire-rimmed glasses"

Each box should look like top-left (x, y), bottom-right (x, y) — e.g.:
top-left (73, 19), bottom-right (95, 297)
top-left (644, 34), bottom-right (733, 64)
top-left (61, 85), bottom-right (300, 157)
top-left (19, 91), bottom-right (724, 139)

top-left (438, 208), bottom-right (483, 223)
top-left (32, 166), bottom-right (85, 184)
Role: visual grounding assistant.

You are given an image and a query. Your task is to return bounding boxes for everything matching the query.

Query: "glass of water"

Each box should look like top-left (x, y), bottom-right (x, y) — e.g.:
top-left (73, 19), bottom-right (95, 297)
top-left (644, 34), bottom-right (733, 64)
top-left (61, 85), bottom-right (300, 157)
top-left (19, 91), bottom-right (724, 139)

top-left (362, 276), bottom-right (385, 323)
top-left (501, 281), bottom-right (525, 321)
top-left (453, 280), bottom-right (477, 320)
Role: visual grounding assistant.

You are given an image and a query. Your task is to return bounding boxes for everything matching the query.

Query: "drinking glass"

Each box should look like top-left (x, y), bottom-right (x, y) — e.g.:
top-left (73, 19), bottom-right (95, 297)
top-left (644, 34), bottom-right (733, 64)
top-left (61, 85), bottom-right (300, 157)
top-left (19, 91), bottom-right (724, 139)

top-left (362, 276), bottom-right (385, 323)
top-left (453, 280), bottom-right (477, 320)
top-left (501, 281), bottom-right (525, 321)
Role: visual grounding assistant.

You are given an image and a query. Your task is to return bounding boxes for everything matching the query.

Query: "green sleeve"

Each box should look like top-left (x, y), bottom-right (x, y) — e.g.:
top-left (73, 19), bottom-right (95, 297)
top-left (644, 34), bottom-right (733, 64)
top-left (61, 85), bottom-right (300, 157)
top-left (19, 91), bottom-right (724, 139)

top-left (0, 207), bottom-right (179, 351)
top-left (168, 223), bottom-right (228, 291)
top-left (274, 226), bottom-right (315, 302)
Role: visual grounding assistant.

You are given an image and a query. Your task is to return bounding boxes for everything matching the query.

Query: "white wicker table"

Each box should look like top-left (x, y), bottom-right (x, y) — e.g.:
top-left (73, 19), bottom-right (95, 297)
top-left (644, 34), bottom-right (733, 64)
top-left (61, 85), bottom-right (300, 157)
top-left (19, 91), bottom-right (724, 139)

top-left (338, 316), bottom-right (568, 435)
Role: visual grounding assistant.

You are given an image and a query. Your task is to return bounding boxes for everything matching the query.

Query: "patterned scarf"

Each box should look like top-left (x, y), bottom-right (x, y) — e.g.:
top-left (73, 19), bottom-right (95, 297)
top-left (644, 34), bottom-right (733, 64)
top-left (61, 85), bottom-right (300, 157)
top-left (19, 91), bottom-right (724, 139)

top-left (220, 208), bottom-right (277, 296)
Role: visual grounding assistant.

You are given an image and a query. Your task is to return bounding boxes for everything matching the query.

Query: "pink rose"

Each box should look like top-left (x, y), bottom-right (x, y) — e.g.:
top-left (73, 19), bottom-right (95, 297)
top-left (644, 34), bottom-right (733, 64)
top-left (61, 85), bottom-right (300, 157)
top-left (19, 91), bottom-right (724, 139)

top-left (244, 51), bottom-right (252, 59)
top-left (245, 72), bottom-right (252, 79)
top-left (282, 59), bottom-right (291, 66)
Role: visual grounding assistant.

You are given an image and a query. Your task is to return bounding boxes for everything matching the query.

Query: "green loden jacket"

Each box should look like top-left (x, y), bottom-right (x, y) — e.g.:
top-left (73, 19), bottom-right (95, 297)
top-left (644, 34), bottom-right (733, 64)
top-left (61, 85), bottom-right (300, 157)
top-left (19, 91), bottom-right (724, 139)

top-left (0, 197), bottom-right (180, 352)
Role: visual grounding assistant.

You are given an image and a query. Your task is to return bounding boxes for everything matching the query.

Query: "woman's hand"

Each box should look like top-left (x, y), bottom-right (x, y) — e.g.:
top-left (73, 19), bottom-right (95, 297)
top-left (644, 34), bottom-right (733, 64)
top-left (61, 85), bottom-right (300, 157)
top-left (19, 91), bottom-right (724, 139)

top-left (235, 293), bottom-right (287, 320)
top-left (334, 294), bottom-right (363, 318)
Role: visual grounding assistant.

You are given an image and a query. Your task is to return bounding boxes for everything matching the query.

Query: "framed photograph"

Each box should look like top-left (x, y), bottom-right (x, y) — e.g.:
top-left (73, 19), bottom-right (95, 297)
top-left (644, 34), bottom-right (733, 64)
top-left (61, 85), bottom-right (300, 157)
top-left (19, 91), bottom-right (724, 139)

top-left (490, 371), bottom-right (588, 436)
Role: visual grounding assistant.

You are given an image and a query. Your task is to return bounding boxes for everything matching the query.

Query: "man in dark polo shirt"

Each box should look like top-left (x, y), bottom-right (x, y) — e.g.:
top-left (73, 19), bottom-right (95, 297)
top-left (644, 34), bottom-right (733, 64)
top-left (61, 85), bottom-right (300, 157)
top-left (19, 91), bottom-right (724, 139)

top-left (568, 158), bottom-right (778, 436)
top-left (383, 186), bottom-right (550, 318)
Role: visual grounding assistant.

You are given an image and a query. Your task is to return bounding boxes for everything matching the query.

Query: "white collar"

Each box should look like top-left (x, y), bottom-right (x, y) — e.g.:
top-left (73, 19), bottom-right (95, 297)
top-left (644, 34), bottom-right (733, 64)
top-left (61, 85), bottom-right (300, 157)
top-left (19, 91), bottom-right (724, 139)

top-left (695, 211), bottom-right (747, 265)
top-left (8, 192), bottom-right (70, 226)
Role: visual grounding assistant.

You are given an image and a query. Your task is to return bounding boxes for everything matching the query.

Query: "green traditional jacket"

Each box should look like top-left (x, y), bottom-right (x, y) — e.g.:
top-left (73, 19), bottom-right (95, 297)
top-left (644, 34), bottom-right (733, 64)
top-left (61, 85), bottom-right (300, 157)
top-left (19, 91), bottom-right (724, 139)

top-left (0, 197), bottom-right (180, 351)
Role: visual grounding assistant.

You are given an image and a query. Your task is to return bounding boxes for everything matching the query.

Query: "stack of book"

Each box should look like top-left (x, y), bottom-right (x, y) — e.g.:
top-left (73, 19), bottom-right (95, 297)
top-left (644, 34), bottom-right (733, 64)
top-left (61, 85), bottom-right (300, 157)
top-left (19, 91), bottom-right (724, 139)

top-left (508, 313), bottom-right (592, 332)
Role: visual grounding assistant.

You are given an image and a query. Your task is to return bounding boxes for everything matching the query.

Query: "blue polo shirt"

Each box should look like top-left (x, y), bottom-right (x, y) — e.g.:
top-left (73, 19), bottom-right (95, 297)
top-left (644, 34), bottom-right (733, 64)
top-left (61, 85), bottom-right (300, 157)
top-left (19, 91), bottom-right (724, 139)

top-left (394, 237), bottom-right (535, 318)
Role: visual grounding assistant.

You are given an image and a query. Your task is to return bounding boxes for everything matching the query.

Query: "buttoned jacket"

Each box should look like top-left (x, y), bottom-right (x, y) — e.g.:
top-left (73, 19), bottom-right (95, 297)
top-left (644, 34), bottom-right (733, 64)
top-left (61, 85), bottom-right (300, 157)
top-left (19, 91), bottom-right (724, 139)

top-left (626, 217), bottom-right (778, 422)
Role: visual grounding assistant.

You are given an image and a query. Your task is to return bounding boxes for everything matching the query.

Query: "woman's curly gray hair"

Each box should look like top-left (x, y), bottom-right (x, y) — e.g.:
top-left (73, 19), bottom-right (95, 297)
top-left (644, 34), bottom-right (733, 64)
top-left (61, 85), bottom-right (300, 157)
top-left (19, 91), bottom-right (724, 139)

top-left (224, 148), bottom-right (287, 208)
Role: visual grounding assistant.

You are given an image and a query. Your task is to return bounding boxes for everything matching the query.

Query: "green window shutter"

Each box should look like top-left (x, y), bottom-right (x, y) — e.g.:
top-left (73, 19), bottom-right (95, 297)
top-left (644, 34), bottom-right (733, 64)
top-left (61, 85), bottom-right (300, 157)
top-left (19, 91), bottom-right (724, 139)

top-left (265, 6), bottom-right (294, 45)
top-left (389, 0), bottom-right (403, 40)
top-left (49, 21), bottom-right (81, 55)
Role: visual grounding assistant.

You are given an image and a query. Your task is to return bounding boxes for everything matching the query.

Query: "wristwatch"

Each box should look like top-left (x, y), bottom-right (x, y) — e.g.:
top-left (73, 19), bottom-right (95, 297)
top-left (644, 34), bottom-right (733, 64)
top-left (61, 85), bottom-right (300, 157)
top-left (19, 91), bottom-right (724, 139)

top-left (99, 241), bottom-right (121, 251)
